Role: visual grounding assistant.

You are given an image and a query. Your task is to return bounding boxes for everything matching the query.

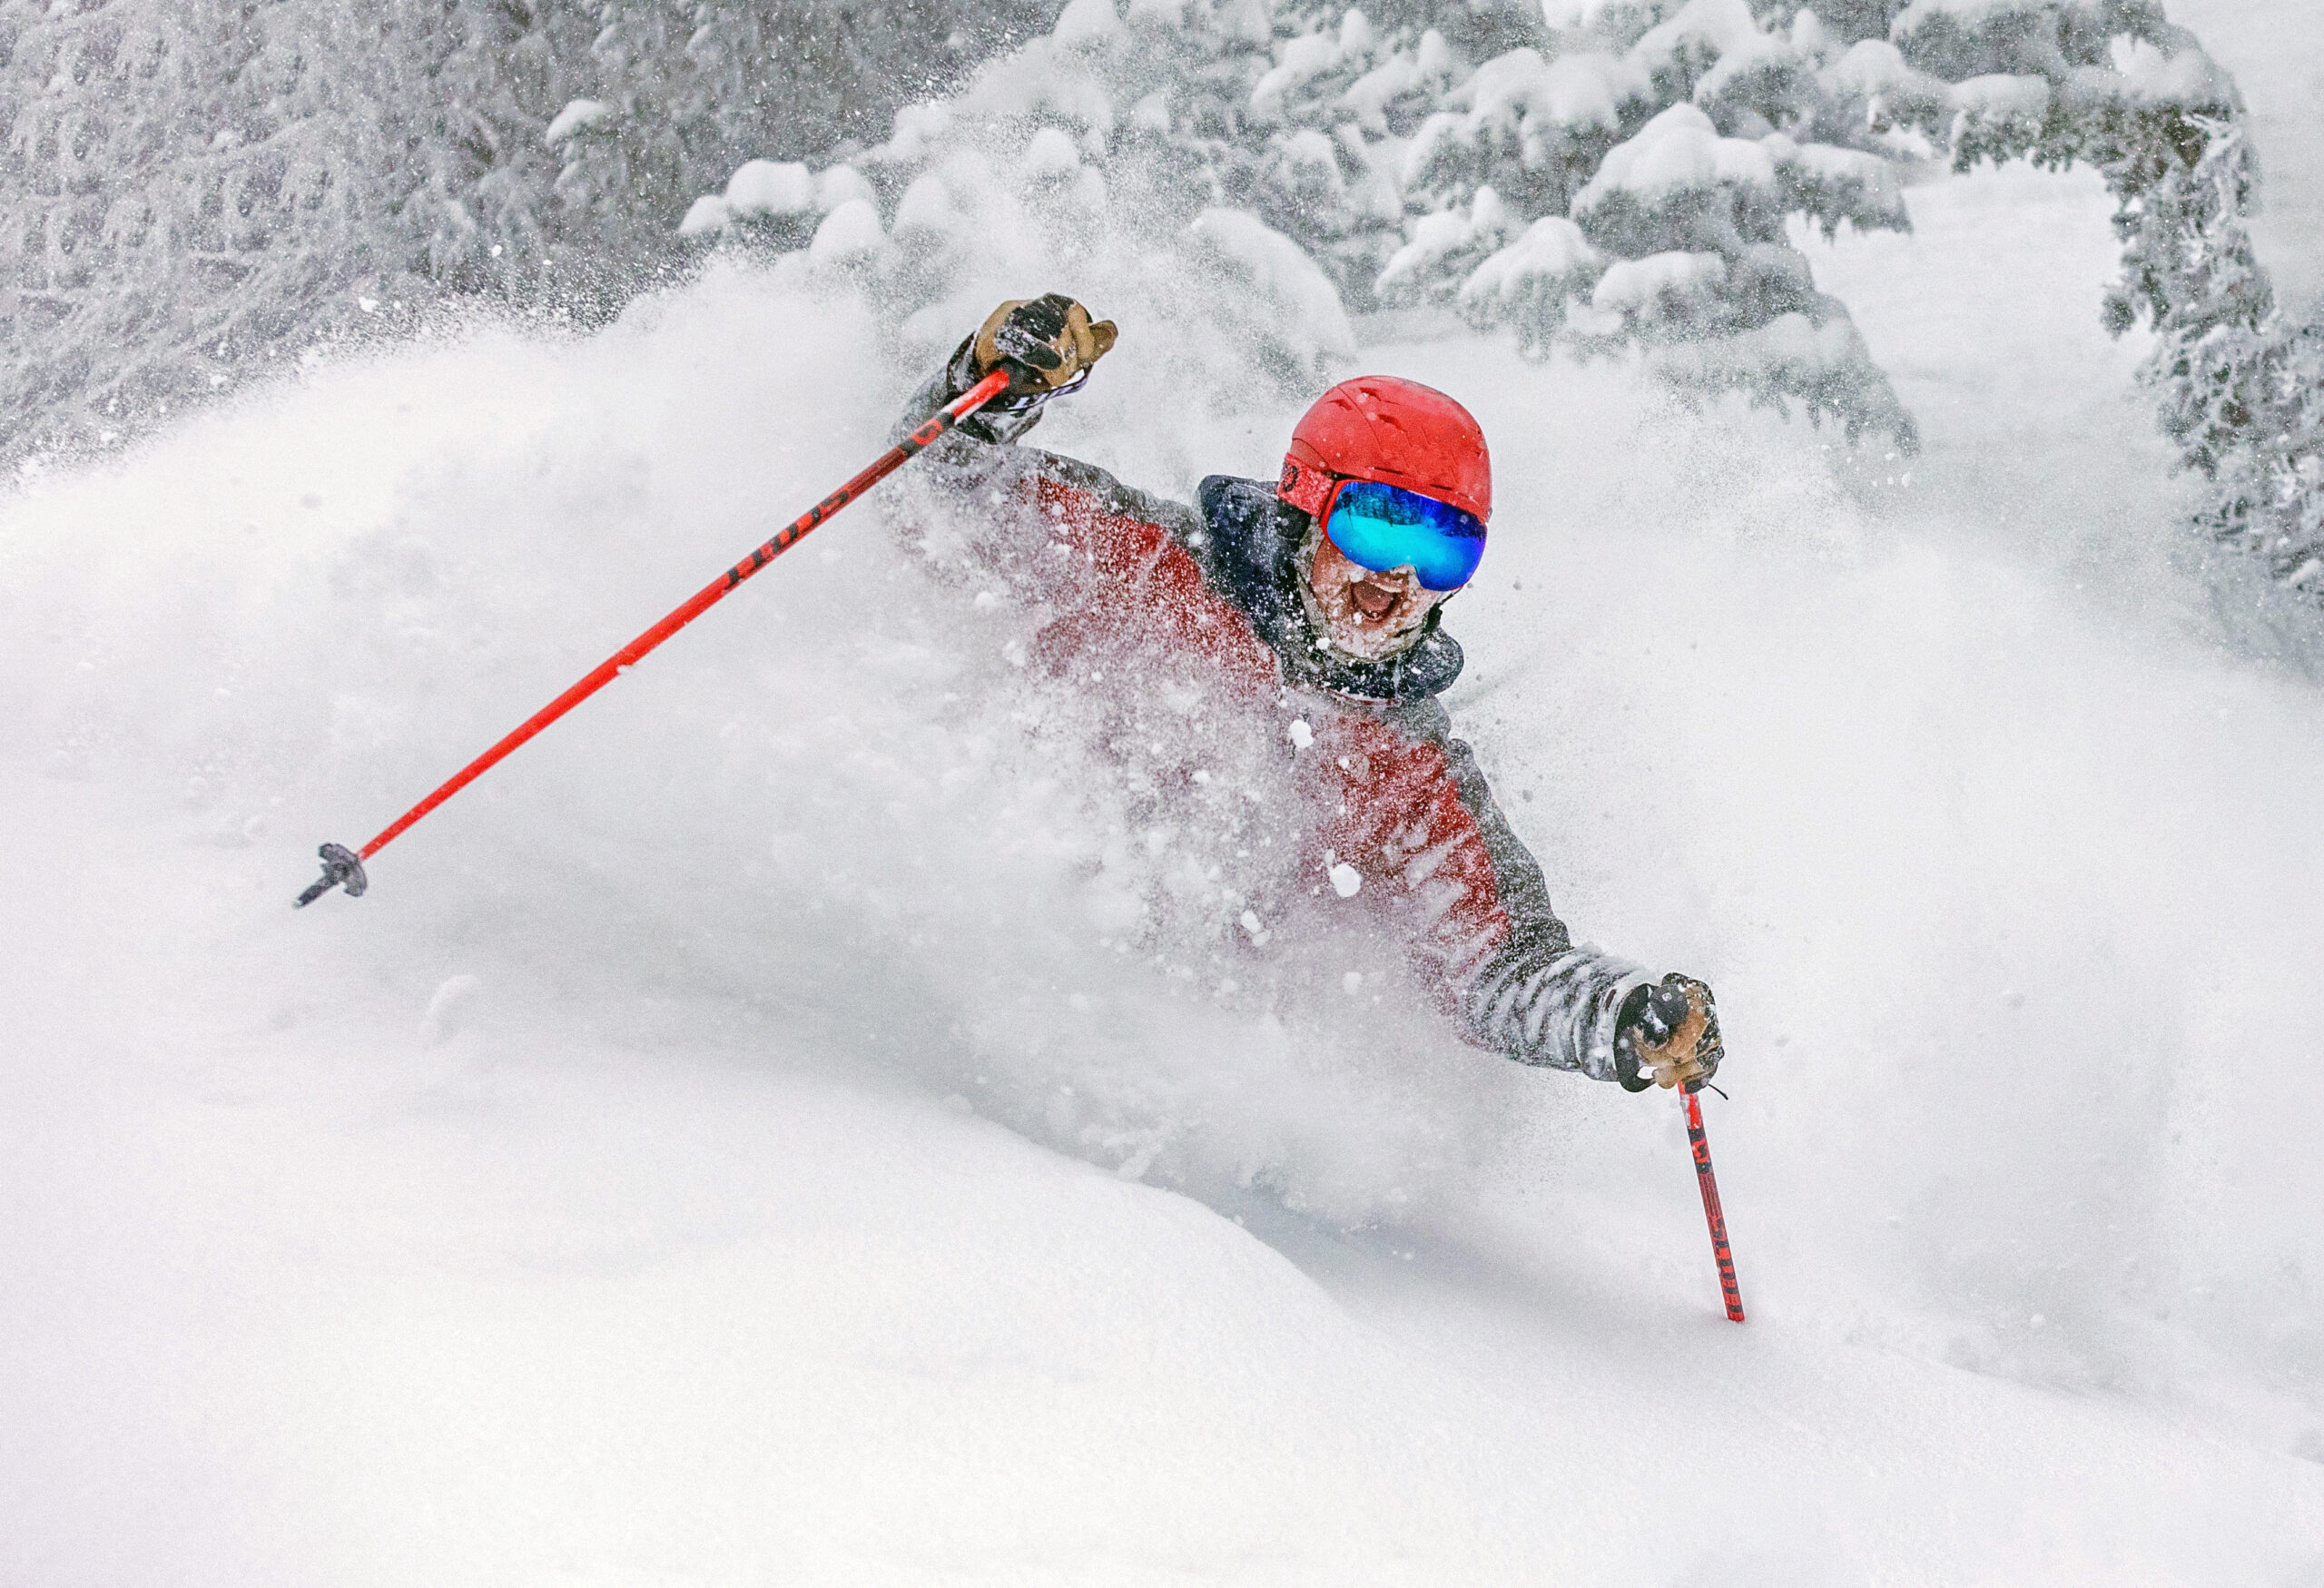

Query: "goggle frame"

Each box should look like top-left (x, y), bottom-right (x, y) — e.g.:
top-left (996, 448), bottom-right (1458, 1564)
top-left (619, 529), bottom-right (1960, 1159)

top-left (1278, 459), bottom-right (1488, 593)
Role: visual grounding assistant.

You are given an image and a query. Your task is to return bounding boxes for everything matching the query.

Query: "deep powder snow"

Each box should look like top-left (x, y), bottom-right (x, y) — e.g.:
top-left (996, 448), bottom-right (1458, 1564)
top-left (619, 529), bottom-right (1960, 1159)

top-left (2, 158), bottom-right (2321, 1582)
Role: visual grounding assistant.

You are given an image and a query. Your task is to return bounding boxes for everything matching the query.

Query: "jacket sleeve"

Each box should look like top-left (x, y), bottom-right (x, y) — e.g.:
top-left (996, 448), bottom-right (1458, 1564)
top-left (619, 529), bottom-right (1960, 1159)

top-left (889, 339), bottom-right (1212, 570)
top-left (892, 335), bottom-right (1051, 449)
top-left (1412, 701), bottom-right (1652, 1081)
top-left (1465, 929), bottom-right (1651, 1082)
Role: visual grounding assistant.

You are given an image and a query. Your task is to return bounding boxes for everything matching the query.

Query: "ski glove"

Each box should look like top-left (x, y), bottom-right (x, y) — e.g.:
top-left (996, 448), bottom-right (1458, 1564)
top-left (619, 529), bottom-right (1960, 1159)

top-left (1616, 975), bottom-right (1723, 1093)
top-left (929, 295), bottom-right (1118, 445)
top-left (974, 295), bottom-right (1117, 395)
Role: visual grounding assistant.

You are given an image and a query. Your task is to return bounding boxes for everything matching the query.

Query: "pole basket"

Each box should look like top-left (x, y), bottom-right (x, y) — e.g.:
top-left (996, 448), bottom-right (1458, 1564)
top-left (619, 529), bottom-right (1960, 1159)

top-left (294, 843), bottom-right (368, 909)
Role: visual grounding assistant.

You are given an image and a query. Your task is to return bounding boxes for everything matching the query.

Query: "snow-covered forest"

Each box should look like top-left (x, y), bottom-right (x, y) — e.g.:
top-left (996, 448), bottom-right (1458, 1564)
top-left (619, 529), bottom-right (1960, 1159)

top-left (12, 0), bottom-right (2324, 601)
top-left (5, 1), bottom-right (2324, 1581)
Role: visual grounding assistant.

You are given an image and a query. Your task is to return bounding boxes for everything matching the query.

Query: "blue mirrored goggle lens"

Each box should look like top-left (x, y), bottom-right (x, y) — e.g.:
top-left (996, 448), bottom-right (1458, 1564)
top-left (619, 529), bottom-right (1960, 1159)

top-left (1323, 479), bottom-right (1487, 591)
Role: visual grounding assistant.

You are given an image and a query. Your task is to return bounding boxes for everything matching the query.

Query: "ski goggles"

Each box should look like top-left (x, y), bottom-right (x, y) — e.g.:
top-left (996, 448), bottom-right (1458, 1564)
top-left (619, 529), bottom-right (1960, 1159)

top-left (1315, 478), bottom-right (1488, 591)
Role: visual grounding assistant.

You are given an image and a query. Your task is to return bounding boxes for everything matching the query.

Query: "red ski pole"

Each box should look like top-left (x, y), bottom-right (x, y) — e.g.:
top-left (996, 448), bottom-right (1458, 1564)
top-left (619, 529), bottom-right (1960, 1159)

top-left (1682, 1085), bottom-right (1747, 1322)
top-left (294, 366), bottom-right (1013, 906)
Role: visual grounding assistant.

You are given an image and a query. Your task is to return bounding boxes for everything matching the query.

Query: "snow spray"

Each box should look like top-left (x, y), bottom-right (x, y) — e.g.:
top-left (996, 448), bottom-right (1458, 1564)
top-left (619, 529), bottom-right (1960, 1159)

top-left (293, 366), bottom-right (1014, 907)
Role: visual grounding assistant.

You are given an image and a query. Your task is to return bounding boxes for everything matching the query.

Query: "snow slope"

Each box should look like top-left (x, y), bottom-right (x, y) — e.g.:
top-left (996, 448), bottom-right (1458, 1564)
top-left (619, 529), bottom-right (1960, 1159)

top-left (5, 167), bottom-right (2324, 1582)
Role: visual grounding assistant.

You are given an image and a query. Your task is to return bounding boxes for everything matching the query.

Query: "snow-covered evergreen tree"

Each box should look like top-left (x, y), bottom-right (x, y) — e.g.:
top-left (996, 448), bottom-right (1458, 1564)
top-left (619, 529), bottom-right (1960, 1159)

top-left (409, 1), bottom-right (603, 289)
top-left (674, 0), bottom-right (1919, 445)
top-left (551, 0), bottom-right (1052, 254)
top-left (2, 0), bottom-right (428, 462)
top-left (0, 0), bottom-right (1048, 469)
top-left (0, 0), bottom-right (608, 465)
top-left (15, 0), bottom-right (2317, 601)
top-left (2152, 137), bottom-right (2324, 597)
top-left (646, 0), bottom-right (1370, 419)
top-left (1382, 1), bottom-right (1917, 442)
top-left (1862, 0), bottom-right (2324, 602)
top-left (2242, 321), bottom-right (2324, 594)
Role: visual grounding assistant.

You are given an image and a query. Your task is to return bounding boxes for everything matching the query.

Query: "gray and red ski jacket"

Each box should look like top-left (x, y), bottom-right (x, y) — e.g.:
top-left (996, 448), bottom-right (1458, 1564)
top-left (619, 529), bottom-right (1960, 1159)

top-left (900, 350), bottom-right (1650, 1081)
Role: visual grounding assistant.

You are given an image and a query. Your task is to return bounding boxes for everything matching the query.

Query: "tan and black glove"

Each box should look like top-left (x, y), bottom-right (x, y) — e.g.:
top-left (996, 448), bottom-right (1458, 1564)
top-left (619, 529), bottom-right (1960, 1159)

top-left (1617, 975), bottom-right (1724, 1093)
top-left (971, 293), bottom-right (1118, 396)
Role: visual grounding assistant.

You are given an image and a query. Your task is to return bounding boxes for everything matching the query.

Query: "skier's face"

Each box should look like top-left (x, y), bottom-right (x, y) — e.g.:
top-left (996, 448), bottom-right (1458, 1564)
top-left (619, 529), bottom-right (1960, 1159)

top-left (1305, 534), bottom-right (1450, 660)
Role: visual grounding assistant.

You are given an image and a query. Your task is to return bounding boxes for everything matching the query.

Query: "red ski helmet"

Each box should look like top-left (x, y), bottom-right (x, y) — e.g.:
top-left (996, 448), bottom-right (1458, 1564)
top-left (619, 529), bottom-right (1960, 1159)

top-left (1277, 376), bottom-right (1491, 525)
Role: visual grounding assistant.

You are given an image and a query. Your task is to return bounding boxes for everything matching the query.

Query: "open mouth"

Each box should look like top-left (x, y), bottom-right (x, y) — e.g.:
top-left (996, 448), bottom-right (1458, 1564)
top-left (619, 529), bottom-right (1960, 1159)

top-left (1349, 578), bottom-right (1401, 618)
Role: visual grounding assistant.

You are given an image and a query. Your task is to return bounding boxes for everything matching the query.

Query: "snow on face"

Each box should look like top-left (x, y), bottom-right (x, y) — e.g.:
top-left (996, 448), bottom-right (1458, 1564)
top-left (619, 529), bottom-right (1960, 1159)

top-left (1300, 524), bottom-right (1450, 659)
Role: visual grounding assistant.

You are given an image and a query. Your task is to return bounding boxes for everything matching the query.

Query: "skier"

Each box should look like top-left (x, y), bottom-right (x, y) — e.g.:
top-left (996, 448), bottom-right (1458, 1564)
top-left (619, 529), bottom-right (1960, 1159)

top-left (901, 294), bottom-right (1724, 1094)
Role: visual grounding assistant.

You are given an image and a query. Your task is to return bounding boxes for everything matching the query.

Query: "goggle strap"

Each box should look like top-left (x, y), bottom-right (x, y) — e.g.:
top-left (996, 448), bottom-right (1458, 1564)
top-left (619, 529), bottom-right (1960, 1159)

top-left (1277, 459), bottom-right (1336, 518)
